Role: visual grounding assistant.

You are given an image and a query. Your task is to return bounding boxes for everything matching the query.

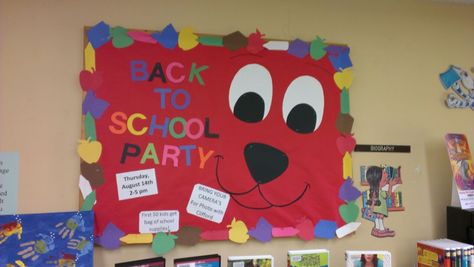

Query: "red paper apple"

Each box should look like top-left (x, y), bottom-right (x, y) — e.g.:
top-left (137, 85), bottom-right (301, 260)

top-left (336, 134), bottom-right (356, 154)
top-left (79, 70), bottom-right (103, 91)
top-left (295, 218), bottom-right (314, 241)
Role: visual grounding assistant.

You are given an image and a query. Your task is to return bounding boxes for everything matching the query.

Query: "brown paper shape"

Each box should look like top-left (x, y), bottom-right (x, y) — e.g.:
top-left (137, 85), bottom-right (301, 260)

top-left (223, 31), bottom-right (248, 51)
top-left (336, 113), bottom-right (354, 135)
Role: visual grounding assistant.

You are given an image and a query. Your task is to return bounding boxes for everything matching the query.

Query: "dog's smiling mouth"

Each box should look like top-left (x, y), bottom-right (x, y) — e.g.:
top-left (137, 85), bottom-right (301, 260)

top-left (214, 154), bottom-right (310, 210)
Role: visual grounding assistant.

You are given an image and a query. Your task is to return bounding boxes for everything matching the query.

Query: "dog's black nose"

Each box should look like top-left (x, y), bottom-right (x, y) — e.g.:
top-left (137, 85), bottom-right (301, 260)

top-left (244, 143), bottom-right (288, 184)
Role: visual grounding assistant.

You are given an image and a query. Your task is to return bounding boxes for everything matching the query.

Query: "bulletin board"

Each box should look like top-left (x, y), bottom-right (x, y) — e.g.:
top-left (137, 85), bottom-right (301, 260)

top-left (78, 21), bottom-right (356, 245)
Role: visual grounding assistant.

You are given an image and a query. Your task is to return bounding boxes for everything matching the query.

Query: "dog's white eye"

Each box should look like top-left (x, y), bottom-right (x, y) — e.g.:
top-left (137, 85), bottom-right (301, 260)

top-left (229, 64), bottom-right (272, 123)
top-left (282, 75), bottom-right (324, 133)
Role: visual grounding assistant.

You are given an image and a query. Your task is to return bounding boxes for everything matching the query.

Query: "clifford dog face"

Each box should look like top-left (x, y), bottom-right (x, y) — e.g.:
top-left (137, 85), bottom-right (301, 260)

top-left (205, 47), bottom-right (344, 225)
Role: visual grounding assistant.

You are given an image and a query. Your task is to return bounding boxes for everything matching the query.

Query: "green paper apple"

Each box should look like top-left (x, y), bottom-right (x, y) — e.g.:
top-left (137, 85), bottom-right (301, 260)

top-left (339, 201), bottom-right (359, 223)
top-left (310, 36), bottom-right (327, 60)
top-left (110, 26), bottom-right (133, 48)
top-left (152, 232), bottom-right (177, 255)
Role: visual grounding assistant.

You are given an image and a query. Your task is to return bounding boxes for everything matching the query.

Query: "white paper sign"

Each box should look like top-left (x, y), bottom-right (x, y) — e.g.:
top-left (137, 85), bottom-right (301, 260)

top-left (186, 184), bottom-right (230, 223)
top-left (0, 152), bottom-right (19, 215)
top-left (139, 210), bottom-right (179, 233)
top-left (116, 168), bottom-right (158, 201)
top-left (452, 179), bottom-right (474, 209)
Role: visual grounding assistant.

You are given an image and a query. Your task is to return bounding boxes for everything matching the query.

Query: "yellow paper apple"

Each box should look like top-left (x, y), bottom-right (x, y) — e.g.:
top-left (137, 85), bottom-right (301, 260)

top-left (334, 68), bottom-right (353, 90)
top-left (178, 27), bottom-right (198, 51)
top-left (227, 217), bottom-right (249, 244)
top-left (77, 139), bottom-right (102, 163)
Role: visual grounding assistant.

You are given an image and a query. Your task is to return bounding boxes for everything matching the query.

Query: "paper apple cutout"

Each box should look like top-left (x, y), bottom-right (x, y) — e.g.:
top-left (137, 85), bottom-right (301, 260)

top-left (178, 28), bottom-right (199, 51)
top-left (110, 26), bottom-right (134, 48)
top-left (79, 70), bottom-right (103, 91)
top-left (247, 30), bottom-right (266, 54)
top-left (152, 232), bottom-right (177, 255)
top-left (77, 139), bottom-right (102, 164)
top-left (334, 68), bottom-right (354, 90)
top-left (338, 201), bottom-right (359, 223)
top-left (80, 162), bottom-right (104, 187)
top-left (295, 218), bottom-right (314, 241)
top-left (336, 134), bottom-right (356, 154)
top-left (227, 218), bottom-right (249, 244)
top-left (310, 36), bottom-right (327, 60)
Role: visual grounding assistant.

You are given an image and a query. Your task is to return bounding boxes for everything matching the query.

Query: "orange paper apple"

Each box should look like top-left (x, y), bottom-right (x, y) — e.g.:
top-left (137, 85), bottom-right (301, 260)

top-left (77, 139), bottom-right (102, 163)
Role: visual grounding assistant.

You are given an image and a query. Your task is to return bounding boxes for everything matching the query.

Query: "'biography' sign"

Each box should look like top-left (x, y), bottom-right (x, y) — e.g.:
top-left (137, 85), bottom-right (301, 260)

top-left (354, 144), bottom-right (411, 153)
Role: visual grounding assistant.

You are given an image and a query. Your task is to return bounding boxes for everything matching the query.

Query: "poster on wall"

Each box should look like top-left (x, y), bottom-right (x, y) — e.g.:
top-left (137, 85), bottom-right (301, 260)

top-left (359, 165), bottom-right (403, 238)
top-left (0, 211), bottom-right (94, 266)
top-left (445, 133), bottom-right (474, 209)
top-left (439, 65), bottom-right (474, 109)
top-left (79, 21), bottom-right (356, 247)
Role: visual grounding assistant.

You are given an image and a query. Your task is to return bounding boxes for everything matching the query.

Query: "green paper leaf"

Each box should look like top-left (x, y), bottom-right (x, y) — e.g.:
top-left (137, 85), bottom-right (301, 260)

top-left (340, 89), bottom-right (350, 114)
top-left (198, 36), bottom-right (223, 46)
top-left (84, 112), bottom-right (97, 141)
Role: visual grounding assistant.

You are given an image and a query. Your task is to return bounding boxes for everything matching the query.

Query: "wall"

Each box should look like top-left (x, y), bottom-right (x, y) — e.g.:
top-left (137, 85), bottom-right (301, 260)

top-left (1, 0), bottom-right (473, 266)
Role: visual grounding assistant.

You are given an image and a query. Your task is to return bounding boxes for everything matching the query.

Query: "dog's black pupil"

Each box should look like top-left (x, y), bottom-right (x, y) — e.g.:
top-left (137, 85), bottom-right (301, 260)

top-left (233, 92), bottom-right (264, 122)
top-left (286, 103), bottom-right (316, 133)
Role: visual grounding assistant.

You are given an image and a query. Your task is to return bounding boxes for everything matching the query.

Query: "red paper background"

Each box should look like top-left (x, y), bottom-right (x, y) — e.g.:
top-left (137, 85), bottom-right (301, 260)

top-left (91, 40), bottom-right (344, 236)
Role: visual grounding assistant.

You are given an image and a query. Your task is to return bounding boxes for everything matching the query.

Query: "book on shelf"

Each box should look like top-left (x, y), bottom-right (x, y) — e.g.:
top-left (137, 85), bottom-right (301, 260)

top-left (359, 165), bottom-right (404, 215)
top-left (227, 255), bottom-right (273, 267)
top-left (115, 256), bottom-right (165, 267)
top-left (287, 249), bottom-right (329, 267)
top-left (361, 189), bottom-right (404, 212)
top-left (417, 238), bottom-right (473, 267)
top-left (345, 250), bottom-right (391, 267)
top-left (174, 254), bottom-right (221, 267)
top-left (360, 166), bottom-right (401, 186)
